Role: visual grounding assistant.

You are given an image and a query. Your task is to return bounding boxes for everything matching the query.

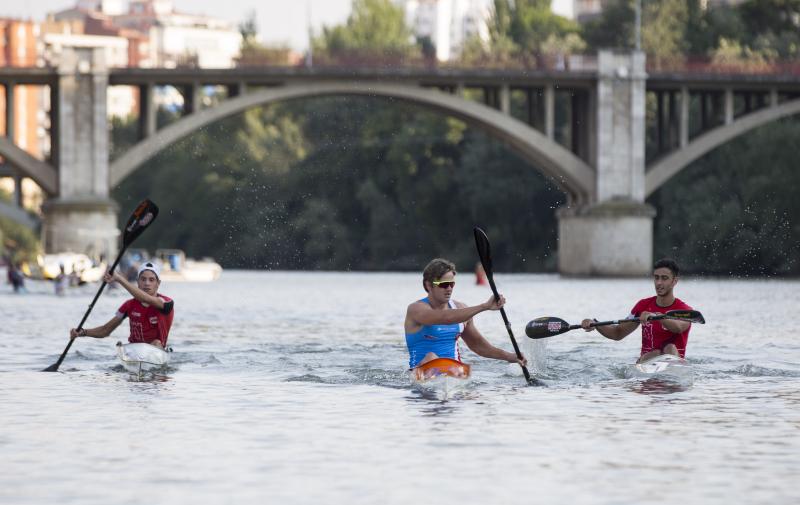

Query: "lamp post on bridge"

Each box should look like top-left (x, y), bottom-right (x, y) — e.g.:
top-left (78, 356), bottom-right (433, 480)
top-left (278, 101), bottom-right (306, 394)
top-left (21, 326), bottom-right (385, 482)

top-left (635, 0), bottom-right (642, 51)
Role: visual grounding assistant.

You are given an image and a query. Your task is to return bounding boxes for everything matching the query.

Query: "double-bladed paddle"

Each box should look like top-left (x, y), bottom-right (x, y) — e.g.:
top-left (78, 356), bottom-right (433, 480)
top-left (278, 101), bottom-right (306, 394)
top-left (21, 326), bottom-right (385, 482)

top-left (42, 199), bottom-right (159, 372)
top-left (525, 310), bottom-right (706, 340)
top-left (473, 227), bottom-right (538, 386)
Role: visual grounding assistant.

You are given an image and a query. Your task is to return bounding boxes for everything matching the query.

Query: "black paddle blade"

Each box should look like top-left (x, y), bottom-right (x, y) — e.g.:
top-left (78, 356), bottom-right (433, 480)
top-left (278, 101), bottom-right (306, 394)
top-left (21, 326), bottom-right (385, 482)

top-left (122, 199), bottom-right (159, 247)
top-left (525, 317), bottom-right (571, 339)
top-left (473, 227), bottom-right (493, 274)
top-left (664, 309), bottom-right (706, 324)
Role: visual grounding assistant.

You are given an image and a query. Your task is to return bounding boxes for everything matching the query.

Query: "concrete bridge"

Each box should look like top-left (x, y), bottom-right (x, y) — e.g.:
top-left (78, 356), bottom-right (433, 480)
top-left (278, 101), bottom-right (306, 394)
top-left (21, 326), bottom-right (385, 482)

top-left (3, 48), bottom-right (800, 274)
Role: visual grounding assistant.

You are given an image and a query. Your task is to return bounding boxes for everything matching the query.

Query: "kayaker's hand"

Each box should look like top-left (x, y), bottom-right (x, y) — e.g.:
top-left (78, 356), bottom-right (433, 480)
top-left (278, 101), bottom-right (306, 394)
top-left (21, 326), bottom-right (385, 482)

top-left (581, 318), bottom-right (597, 332)
top-left (640, 311), bottom-right (659, 324)
top-left (509, 352), bottom-right (527, 367)
top-left (70, 328), bottom-right (87, 339)
top-left (103, 271), bottom-right (115, 284)
top-left (484, 294), bottom-right (506, 311)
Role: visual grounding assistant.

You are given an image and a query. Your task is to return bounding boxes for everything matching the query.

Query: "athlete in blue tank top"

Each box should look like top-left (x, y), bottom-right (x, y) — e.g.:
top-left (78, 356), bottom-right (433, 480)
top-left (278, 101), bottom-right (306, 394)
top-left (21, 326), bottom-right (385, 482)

top-left (404, 258), bottom-right (527, 370)
top-left (405, 298), bottom-right (465, 368)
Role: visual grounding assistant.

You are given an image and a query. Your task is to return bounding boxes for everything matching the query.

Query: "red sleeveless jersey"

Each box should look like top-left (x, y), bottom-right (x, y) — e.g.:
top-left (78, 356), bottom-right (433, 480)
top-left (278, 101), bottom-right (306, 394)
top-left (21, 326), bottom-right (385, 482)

top-left (116, 295), bottom-right (174, 347)
top-left (630, 297), bottom-right (692, 358)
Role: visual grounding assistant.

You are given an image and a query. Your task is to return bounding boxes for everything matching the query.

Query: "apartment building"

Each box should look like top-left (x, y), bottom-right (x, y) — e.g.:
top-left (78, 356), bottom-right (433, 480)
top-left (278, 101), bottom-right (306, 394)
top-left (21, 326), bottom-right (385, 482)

top-left (0, 18), bottom-right (46, 208)
top-left (402, 0), bottom-right (491, 61)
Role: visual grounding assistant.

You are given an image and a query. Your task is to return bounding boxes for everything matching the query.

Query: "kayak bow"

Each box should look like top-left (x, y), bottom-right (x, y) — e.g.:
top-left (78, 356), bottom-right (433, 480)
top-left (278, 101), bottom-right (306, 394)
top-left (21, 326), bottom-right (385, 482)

top-left (624, 354), bottom-right (693, 384)
top-left (116, 342), bottom-right (172, 377)
top-left (409, 358), bottom-right (472, 400)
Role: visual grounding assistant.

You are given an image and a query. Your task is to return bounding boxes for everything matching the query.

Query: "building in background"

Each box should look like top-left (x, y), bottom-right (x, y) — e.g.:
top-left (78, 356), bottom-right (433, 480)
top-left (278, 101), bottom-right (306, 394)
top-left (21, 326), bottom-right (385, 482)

top-left (1, 0), bottom-right (244, 211)
top-left (569, 0), bottom-right (607, 22)
top-left (554, 0), bottom-right (748, 23)
top-left (52, 0), bottom-right (242, 69)
top-left (0, 18), bottom-right (47, 209)
top-left (114, 0), bottom-right (241, 68)
top-left (402, 0), bottom-right (491, 61)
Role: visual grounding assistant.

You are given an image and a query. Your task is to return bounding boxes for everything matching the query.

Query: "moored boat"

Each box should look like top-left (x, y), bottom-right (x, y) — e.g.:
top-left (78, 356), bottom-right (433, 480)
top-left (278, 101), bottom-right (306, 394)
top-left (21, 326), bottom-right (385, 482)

top-left (155, 249), bottom-right (222, 282)
top-left (409, 358), bottom-right (472, 400)
top-left (36, 252), bottom-right (105, 283)
top-left (624, 354), bottom-right (693, 384)
top-left (116, 342), bottom-right (172, 376)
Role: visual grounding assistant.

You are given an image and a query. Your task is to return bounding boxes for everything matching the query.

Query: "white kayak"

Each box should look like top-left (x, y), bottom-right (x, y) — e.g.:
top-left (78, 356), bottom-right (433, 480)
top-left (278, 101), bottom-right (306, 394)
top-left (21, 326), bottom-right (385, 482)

top-left (409, 358), bottom-right (472, 400)
top-left (116, 342), bottom-right (172, 376)
top-left (624, 354), bottom-right (693, 384)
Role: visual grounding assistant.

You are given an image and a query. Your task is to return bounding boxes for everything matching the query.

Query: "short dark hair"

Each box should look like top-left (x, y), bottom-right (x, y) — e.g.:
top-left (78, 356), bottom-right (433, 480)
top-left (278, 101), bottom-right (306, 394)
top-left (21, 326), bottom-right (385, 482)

top-left (422, 258), bottom-right (456, 292)
top-left (653, 258), bottom-right (679, 276)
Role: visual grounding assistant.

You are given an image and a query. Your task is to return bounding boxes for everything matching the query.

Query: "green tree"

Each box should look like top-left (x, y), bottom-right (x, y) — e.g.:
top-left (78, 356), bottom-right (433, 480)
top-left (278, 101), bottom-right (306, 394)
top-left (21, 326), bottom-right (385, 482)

top-left (582, 0), bottom-right (635, 50)
top-left (651, 118), bottom-right (800, 275)
top-left (312, 0), bottom-right (413, 62)
top-left (113, 104), bottom-right (311, 269)
top-left (641, 0), bottom-right (690, 65)
top-left (486, 0), bottom-right (583, 62)
top-left (738, 0), bottom-right (800, 58)
top-left (0, 188), bottom-right (40, 264)
top-left (0, 216), bottom-right (40, 264)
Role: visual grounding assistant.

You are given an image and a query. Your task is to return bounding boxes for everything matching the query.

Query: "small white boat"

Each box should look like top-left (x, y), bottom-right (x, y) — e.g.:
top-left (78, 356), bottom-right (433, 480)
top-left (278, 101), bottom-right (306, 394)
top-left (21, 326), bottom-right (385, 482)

top-left (116, 342), bottom-right (172, 376)
top-left (624, 354), bottom-right (693, 384)
top-left (154, 249), bottom-right (222, 282)
top-left (37, 252), bottom-right (106, 282)
top-left (409, 358), bottom-right (472, 400)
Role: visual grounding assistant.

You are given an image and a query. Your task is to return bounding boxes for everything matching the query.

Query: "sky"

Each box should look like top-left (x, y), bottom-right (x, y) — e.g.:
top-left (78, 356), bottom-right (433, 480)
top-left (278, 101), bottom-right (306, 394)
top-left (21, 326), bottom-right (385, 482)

top-left (0, 0), bottom-right (354, 52)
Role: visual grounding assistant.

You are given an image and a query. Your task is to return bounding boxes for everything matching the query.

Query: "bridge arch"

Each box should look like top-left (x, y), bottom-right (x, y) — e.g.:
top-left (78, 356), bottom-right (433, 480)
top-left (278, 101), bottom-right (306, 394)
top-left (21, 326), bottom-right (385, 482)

top-left (646, 98), bottom-right (800, 197)
top-left (110, 82), bottom-right (595, 204)
top-left (0, 137), bottom-right (58, 195)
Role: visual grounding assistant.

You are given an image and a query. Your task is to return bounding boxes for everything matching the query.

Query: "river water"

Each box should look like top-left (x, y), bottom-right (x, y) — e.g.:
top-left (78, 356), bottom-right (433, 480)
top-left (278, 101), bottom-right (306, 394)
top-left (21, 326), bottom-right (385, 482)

top-left (1, 270), bottom-right (798, 504)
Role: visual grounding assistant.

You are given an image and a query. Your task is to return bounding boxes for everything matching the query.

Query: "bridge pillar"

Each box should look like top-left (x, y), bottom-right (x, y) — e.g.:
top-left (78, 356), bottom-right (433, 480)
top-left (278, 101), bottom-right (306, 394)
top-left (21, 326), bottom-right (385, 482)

top-left (558, 51), bottom-right (655, 276)
top-left (41, 47), bottom-right (119, 260)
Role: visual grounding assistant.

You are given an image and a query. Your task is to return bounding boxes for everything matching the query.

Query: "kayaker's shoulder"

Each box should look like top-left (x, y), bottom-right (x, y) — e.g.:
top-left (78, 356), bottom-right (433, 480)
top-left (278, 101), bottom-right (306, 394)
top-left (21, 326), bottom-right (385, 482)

top-left (451, 299), bottom-right (467, 309)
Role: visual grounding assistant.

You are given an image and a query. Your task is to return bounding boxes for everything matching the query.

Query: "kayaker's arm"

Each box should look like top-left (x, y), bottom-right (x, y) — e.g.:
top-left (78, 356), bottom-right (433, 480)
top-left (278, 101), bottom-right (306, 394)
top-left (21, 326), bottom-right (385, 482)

top-left (581, 318), bottom-right (639, 341)
top-left (70, 316), bottom-right (123, 339)
top-left (107, 271), bottom-right (166, 310)
top-left (407, 295), bottom-right (504, 327)
top-left (646, 312), bottom-right (690, 333)
top-left (460, 316), bottom-right (526, 366)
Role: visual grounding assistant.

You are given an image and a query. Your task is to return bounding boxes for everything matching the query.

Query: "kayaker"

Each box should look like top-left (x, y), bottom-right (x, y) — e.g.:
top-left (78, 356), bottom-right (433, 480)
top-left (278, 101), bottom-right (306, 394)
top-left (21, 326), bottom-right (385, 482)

top-left (404, 258), bottom-right (527, 370)
top-left (69, 261), bottom-right (174, 349)
top-left (580, 258), bottom-right (693, 363)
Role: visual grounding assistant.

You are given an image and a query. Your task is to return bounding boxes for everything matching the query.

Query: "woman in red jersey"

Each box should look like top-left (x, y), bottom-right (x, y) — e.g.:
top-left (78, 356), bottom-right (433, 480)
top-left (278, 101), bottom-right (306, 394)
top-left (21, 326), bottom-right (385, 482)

top-left (69, 261), bottom-right (174, 348)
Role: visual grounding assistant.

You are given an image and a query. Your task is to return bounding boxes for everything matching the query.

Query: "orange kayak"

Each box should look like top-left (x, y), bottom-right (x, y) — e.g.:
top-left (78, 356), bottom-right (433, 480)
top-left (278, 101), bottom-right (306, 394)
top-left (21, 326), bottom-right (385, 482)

top-left (410, 358), bottom-right (472, 399)
top-left (411, 358), bottom-right (471, 381)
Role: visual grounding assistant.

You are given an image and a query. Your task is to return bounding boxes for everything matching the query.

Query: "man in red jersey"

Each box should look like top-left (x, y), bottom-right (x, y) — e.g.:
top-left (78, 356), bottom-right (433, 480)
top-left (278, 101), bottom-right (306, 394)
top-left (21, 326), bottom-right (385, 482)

top-left (580, 258), bottom-right (693, 363)
top-left (69, 261), bottom-right (174, 348)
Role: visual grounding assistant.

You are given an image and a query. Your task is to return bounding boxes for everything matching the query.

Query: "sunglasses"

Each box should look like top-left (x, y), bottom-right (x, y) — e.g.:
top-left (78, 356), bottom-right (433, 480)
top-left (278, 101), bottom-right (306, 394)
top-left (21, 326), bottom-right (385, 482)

top-left (431, 280), bottom-right (456, 289)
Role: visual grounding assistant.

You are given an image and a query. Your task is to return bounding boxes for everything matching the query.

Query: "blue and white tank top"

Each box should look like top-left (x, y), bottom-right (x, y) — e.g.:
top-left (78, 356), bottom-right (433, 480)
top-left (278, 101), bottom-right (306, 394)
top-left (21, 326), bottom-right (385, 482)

top-left (405, 297), bottom-right (464, 368)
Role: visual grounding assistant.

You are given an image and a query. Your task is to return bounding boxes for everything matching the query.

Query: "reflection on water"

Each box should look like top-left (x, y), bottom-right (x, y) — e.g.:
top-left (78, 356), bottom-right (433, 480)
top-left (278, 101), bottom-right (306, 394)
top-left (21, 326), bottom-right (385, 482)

top-left (625, 378), bottom-right (693, 395)
top-left (1, 271), bottom-right (799, 504)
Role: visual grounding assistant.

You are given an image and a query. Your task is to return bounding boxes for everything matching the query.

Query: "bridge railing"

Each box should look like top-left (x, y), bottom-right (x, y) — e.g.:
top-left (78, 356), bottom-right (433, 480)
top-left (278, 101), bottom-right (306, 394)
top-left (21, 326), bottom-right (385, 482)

top-left (236, 52), bottom-right (599, 73)
top-left (648, 57), bottom-right (800, 77)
